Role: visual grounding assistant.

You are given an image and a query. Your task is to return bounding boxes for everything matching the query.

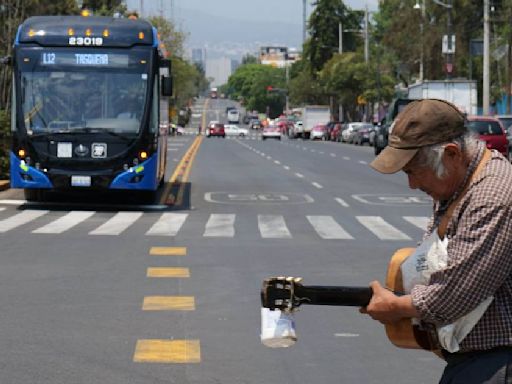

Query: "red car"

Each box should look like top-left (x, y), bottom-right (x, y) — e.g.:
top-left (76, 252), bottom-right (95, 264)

top-left (206, 122), bottom-right (225, 138)
top-left (467, 116), bottom-right (508, 157)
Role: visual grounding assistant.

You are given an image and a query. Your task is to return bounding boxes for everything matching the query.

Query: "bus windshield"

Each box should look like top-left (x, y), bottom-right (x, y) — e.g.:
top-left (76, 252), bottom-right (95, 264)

top-left (17, 48), bottom-right (150, 135)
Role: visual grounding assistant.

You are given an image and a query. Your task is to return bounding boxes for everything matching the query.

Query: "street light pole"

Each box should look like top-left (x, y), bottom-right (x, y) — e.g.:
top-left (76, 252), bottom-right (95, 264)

top-left (483, 0), bottom-right (490, 115)
top-left (414, 1), bottom-right (426, 81)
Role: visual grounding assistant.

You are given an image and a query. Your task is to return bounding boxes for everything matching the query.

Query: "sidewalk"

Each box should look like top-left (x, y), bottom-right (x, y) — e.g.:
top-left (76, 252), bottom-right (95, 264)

top-left (0, 180), bottom-right (9, 191)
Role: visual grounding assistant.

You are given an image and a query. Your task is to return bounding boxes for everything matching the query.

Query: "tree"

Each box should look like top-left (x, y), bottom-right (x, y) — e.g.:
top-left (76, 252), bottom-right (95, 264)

top-left (305, 0), bottom-right (362, 73)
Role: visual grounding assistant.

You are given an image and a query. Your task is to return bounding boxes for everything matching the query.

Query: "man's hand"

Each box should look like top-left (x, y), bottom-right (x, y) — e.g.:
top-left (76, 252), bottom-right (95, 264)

top-left (360, 281), bottom-right (417, 324)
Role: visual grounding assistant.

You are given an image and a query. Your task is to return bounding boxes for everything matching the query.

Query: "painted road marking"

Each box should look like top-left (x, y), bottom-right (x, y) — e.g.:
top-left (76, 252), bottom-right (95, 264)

top-left (335, 198), bottom-right (349, 207)
top-left (89, 212), bottom-right (143, 235)
top-left (0, 210), bottom-right (49, 233)
top-left (312, 182), bottom-right (323, 189)
top-left (146, 213), bottom-right (188, 236)
top-left (258, 215), bottom-right (292, 238)
top-left (150, 246), bottom-right (187, 256)
top-left (32, 211), bottom-right (95, 234)
top-left (307, 216), bottom-right (354, 239)
top-left (295, 173), bottom-right (304, 178)
top-left (403, 216), bottom-right (430, 230)
top-left (142, 296), bottom-right (195, 311)
top-left (203, 214), bottom-right (235, 237)
top-left (147, 267), bottom-right (190, 278)
top-left (356, 216), bottom-right (411, 240)
top-left (133, 339), bottom-right (201, 363)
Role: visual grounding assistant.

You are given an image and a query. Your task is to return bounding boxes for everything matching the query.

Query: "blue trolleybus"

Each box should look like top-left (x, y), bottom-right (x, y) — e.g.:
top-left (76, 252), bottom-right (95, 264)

top-left (7, 15), bottom-right (172, 201)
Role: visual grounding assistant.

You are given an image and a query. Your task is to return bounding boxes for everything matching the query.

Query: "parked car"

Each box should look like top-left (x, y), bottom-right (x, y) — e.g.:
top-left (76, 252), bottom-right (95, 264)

top-left (325, 121), bottom-right (342, 141)
top-left (467, 116), bottom-right (508, 157)
top-left (496, 115), bottom-right (512, 132)
top-left (227, 109), bottom-right (240, 123)
top-left (374, 98), bottom-right (415, 155)
top-left (224, 124), bottom-right (248, 137)
top-left (352, 123), bottom-right (376, 145)
top-left (310, 124), bottom-right (328, 140)
top-left (206, 122), bottom-right (226, 138)
top-left (341, 122), bottom-right (366, 143)
top-left (262, 125), bottom-right (281, 140)
top-left (329, 123), bottom-right (343, 142)
top-left (507, 126), bottom-right (512, 161)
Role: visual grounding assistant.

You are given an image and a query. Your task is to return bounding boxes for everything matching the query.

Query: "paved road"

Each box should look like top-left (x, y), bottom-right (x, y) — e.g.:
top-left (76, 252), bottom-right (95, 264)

top-left (0, 98), bottom-right (444, 383)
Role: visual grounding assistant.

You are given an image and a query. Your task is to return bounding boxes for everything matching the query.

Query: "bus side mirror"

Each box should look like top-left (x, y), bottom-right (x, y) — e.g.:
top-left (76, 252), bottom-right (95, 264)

top-left (159, 58), bottom-right (171, 71)
top-left (162, 76), bottom-right (173, 97)
top-left (0, 56), bottom-right (12, 66)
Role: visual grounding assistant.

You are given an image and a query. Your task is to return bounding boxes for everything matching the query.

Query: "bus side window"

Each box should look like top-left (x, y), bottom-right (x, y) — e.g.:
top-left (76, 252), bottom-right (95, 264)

top-left (149, 77), bottom-right (158, 133)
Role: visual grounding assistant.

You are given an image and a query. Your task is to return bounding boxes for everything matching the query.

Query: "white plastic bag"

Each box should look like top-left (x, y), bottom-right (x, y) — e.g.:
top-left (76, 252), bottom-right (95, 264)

top-left (260, 308), bottom-right (297, 348)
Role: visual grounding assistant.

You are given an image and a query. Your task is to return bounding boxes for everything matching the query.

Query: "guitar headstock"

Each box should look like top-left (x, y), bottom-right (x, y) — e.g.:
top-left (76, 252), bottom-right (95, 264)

top-left (261, 276), bottom-right (304, 310)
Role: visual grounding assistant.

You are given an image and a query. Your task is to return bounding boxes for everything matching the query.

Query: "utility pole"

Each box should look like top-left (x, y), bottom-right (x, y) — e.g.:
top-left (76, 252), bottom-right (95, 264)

top-left (339, 22), bottom-right (342, 54)
top-left (483, 0), bottom-right (490, 115)
top-left (303, 0), bottom-right (307, 45)
top-left (364, 5), bottom-right (369, 63)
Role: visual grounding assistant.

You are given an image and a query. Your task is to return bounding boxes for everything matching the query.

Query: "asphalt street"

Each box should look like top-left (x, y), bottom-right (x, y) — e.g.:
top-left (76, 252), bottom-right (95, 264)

top-left (0, 98), bottom-right (445, 384)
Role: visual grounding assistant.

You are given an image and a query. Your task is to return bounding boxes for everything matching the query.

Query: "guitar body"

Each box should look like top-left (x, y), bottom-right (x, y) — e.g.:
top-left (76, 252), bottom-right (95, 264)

top-left (385, 248), bottom-right (439, 351)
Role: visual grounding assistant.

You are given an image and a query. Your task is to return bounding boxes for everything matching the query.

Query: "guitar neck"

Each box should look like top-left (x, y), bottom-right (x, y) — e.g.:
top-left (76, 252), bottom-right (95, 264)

top-left (295, 285), bottom-right (372, 307)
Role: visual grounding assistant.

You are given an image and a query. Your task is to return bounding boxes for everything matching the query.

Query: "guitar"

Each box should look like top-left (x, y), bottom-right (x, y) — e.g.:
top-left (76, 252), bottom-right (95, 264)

top-left (261, 247), bottom-right (439, 351)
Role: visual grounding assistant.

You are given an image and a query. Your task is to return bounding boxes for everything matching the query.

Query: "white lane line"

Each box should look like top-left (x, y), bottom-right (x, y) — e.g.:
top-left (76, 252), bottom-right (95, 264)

top-left (168, 143), bottom-right (184, 146)
top-left (204, 214), bottom-right (235, 237)
top-left (356, 216), bottom-right (411, 240)
top-left (89, 212), bottom-right (143, 235)
top-left (258, 215), bottom-right (292, 238)
top-left (334, 333), bottom-right (359, 337)
top-left (358, 160), bottom-right (368, 165)
top-left (343, 156), bottom-right (350, 160)
top-left (319, 151), bottom-right (324, 154)
top-left (266, 156), bottom-right (272, 160)
top-left (32, 211), bottom-right (95, 234)
top-left (146, 213), bottom-right (188, 236)
top-left (283, 166), bottom-right (290, 170)
top-left (0, 199), bottom-right (26, 205)
top-left (167, 148), bottom-right (180, 151)
top-left (312, 182), bottom-right (323, 189)
top-left (330, 153), bottom-right (336, 157)
top-left (274, 160), bottom-right (281, 165)
top-left (335, 198), bottom-right (349, 207)
top-left (307, 216), bottom-right (353, 239)
top-left (295, 173), bottom-right (304, 178)
top-left (403, 216), bottom-right (430, 231)
top-left (0, 210), bottom-right (49, 233)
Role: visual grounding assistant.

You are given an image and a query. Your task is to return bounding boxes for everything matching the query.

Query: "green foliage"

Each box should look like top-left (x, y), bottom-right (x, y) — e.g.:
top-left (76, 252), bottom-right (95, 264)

top-left (0, 109), bottom-right (10, 179)
top-left (227, 64), bottom-right (287, 118)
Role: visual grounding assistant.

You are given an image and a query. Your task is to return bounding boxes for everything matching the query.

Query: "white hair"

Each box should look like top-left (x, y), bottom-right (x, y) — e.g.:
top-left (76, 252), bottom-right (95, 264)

top-left (413, 132), bottom-right (481, 178)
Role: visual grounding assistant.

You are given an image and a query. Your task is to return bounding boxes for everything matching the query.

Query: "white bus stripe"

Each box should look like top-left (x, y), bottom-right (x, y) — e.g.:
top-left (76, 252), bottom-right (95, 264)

top-left (356, 216), bottom-right (411, 240)
top-left (146, 213), bottom-right (188, 236)
top-left (403, 216), bottom-right (430, 231)
top-left (258, 215), bottom-right (292, 238)
top-left (32, 211), bottom-right (95, 234)
top-left (0, 210), bottom-right (49, 233)
top-left (0, 207), bottom-right (5, 212)
top-left (307, 216), bottom-right (353, 239)
top-left (89, 212), bottom-right (143, 235)
top-left (204, 214), bottom-right (235, 237)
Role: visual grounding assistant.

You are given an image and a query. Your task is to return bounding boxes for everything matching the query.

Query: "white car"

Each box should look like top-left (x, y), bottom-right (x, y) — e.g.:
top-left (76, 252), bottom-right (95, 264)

top-left (262, 125), bottom-right (281, 140)
top-left (224, 124), bottom-right (248, 137)
top-left (227, 109), bottom-right (240, 123)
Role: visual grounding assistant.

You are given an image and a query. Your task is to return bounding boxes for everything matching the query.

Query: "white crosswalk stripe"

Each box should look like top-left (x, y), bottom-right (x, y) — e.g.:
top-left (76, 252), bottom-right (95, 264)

top-left (356, 216), bottom-right (411, 240)
top-left (403, 216), bottom-right (430, 231)
top-left (307, 216), bottom-right (353, 239)
top-left (258, 215), bottom-right (292, 238)
top-left (0, 210), bottom-right (49, 233)
top-left (0, 206), bottom-right (429, 240)
top-left (146, 213), bottom-right (188, 236)
top-left (89, 212), bottom-right (143, 235)
top-left (204, 214), bottom-right (235, 237)
top-left (32, 211), bottom-right (95, 234)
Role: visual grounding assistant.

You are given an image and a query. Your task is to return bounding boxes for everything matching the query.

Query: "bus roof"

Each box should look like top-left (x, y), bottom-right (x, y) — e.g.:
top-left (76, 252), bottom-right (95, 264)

top-left (16, 16), bottom-right (155, 48)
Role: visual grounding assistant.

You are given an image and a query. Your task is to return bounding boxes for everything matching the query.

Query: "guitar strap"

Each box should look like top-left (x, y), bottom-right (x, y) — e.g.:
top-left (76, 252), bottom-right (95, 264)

top-left (437, 148), bottom-right (492, 239)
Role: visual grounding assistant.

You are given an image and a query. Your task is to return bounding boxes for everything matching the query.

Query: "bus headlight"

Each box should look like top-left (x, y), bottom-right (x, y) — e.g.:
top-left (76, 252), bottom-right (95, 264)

top-left (139, 151), bottom-right (148, 160)
top-left (18, 149), bottom-right (26, 158)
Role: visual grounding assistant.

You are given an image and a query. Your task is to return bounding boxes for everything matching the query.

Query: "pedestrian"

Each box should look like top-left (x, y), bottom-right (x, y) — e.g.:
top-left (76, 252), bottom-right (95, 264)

top-left (360, 99), bottom-right (512, 383)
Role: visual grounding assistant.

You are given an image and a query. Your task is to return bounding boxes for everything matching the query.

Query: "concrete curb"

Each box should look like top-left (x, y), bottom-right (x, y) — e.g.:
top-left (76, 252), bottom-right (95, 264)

top-left (0, 180), bottom-right (9, 192)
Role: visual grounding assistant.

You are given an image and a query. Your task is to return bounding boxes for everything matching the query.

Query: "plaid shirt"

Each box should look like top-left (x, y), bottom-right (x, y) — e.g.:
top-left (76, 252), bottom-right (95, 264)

top-left (411, 150), bottom-right (512, 352)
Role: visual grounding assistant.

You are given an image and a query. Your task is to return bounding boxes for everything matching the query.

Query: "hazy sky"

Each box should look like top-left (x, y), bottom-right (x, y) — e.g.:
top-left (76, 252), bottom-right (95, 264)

top-left (126, 0), bottom-right (380, 51)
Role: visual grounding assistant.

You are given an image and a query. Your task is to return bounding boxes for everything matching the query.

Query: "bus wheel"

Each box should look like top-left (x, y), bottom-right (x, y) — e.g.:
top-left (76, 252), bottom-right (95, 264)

top-left (24, 189), bottom-right (44, 202)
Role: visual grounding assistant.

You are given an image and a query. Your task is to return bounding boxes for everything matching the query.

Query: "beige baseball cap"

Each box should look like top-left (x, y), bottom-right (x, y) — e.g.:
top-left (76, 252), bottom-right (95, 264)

top-left (370, 99), bottom-right (467, 174)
